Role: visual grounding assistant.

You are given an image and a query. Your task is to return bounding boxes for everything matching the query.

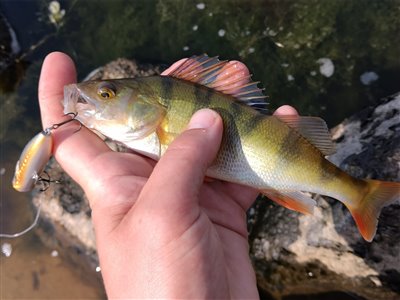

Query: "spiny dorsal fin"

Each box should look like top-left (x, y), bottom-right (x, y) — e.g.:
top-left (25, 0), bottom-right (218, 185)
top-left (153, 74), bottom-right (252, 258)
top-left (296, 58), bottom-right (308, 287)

top-left (168, 54), bottom-right (268, 112)
top-left (276, 115), bottom-right (336, 156)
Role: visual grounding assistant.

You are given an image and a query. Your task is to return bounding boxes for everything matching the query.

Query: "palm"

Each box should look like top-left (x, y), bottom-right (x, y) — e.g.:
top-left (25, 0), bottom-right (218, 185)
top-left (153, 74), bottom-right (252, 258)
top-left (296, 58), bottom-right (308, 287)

top-left (61, 132), bottom-right (258, 297)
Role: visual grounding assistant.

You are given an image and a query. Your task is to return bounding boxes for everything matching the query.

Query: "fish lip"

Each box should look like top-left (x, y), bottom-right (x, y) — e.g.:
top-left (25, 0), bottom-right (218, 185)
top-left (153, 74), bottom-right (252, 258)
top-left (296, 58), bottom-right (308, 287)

top-left (63, 84), bottom-right (97, 115)
top-left (64, 84), bottom-right (80, 112)
top-left (64, 84), bottom-right (89, 105)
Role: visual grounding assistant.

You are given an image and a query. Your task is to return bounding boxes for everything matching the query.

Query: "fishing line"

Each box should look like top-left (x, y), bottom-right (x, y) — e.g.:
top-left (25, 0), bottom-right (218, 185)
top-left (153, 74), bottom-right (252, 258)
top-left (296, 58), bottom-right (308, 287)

top-left (0, 202), bottom-right (41, 239)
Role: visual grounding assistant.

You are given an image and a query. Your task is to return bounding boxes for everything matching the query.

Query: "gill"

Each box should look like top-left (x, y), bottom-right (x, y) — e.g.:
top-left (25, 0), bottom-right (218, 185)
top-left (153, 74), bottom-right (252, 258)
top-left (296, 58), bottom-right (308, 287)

top-left (0, 113), bottom-right (81, 239)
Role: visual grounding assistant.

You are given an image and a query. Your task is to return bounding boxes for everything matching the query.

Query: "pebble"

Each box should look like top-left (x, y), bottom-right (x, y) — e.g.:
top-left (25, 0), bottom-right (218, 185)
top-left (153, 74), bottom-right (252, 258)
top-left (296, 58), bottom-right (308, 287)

top-left (1, 242), bottom-right (12, 257)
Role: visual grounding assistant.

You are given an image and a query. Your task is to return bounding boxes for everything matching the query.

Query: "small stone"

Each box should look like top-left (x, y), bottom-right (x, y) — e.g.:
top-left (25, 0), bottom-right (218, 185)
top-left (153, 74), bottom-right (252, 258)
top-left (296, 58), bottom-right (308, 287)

top-left (360, 71), bottom-right (379, 85)
top-left (196, 3), bottom-right (205, 10)
top-left (317, 58), bottom-right (334, 77)
top-left (1, 243), bottom-right (12, 257)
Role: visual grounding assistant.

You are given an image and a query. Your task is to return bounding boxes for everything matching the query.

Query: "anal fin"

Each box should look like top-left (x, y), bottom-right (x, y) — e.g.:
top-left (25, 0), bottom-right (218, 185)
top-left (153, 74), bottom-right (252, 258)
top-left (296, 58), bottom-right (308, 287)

top-left (262, 190), bottom-right (316, 215)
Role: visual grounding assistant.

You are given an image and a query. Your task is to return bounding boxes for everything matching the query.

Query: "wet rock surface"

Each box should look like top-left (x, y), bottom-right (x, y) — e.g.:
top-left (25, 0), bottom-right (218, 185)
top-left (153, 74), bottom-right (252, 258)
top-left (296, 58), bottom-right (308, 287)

top-left (32, 58), bottom-right (400, 299)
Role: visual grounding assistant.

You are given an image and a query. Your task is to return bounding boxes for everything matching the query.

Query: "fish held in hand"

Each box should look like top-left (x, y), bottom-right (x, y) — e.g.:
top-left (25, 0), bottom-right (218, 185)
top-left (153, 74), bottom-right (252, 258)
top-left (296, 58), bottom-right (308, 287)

top-left (63, 55), bottom-right (400, 242)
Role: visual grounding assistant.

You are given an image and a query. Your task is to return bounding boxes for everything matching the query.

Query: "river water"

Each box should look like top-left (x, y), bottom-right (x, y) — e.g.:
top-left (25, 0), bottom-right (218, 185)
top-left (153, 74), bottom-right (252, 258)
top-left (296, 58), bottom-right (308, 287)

top-left (1, 0), bottom-right (399, 298)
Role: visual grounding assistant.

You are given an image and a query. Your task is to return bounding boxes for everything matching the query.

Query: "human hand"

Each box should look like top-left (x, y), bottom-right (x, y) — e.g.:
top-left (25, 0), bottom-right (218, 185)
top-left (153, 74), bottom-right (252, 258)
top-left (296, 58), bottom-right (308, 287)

top-left (38, 52), bottom-right (297, 298)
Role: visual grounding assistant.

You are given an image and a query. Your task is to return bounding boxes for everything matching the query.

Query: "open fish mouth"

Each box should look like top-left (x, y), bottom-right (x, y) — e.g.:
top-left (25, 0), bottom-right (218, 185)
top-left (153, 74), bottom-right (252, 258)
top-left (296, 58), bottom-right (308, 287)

top-left (64, 83), bottom-right (90, 105)
top-left (63, 84), bottom-right (96, 122)
top-left (64, 84), bottom-right (80, 113)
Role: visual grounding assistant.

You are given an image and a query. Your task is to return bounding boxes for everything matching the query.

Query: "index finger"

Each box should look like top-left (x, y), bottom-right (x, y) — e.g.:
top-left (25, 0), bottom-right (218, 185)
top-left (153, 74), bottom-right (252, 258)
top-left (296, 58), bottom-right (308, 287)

top-left (38, 52), bottom-right (111, 190)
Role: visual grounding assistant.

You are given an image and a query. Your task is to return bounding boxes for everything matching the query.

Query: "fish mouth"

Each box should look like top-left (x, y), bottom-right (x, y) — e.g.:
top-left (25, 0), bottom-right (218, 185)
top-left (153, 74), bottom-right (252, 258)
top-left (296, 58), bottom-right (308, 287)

top-left (64, 84), bottom-right (96, 118)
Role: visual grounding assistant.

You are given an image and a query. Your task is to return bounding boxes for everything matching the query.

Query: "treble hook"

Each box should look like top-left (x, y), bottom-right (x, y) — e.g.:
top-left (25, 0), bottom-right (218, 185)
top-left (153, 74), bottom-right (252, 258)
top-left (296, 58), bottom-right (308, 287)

top-left (37, 171), bottom-right (61, 191)
top-left (43, 112), bottom-right (82, 135)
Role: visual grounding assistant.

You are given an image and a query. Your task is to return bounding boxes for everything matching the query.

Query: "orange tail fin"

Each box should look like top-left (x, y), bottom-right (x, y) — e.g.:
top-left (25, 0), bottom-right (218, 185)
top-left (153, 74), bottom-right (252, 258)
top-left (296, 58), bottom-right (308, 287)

top-left (349, 179), bottom-right (400, 242)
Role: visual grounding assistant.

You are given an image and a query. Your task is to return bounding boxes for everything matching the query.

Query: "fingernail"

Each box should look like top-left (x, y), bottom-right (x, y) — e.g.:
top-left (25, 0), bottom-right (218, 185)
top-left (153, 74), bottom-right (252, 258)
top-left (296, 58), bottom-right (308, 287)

top-left (187, 109), bottom-right (218, 129)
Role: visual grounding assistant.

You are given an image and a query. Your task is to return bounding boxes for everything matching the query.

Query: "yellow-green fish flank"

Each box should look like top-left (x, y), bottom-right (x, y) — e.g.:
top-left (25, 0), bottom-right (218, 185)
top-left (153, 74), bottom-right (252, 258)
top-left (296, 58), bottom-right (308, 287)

top-left (63, 55), bottom-right (400, 242)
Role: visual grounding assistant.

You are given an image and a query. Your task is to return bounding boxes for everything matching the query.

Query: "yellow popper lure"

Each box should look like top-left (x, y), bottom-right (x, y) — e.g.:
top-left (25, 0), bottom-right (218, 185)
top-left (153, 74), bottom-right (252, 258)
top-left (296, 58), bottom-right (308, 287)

top-left (12, 113), bottom-right (79, 192)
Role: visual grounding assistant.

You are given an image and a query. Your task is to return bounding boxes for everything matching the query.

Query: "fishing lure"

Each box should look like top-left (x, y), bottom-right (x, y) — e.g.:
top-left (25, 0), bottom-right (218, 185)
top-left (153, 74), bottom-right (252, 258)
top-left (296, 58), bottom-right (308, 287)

top-left (0, 113), bottom-right (80, 239)
top-left (12, 112), bottom-right (79, 192)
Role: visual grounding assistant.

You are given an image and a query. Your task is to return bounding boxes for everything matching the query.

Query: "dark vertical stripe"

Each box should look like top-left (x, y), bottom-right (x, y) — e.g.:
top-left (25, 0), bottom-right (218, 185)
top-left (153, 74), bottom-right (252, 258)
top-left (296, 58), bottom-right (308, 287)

top-left (242, 112), bottom-right (265, 135)
top-left (229, 100), bottom-right (242, 119)
top-left (160, 77), bottom-right (173, 101)
top-left (193, 84), bottom-right (213, 111)
top-left (274, 129), bottom-right (301, 174)
top-left (192, 84), bottom-right (203, 113)
top-left (205, 87), bottom-right (214, 106)
top-left (318, 156), bottom-right (340, 182)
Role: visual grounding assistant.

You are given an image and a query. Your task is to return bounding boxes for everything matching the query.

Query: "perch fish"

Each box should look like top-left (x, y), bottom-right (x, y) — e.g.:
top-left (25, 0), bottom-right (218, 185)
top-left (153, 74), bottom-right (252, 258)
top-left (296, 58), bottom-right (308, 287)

top-left (63, 55), bottom-right (400, 242)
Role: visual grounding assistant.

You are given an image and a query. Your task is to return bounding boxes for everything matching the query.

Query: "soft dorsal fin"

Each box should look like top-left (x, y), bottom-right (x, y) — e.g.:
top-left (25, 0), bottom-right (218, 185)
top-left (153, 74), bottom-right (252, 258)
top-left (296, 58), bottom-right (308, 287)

top-left (276, 115), bottom-right (335, 155)
top-left (167, 54), bottom-right (268, 112)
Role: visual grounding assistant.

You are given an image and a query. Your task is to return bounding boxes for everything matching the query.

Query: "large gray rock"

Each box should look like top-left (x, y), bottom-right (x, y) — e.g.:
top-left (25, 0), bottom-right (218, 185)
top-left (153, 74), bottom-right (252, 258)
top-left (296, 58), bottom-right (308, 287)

top-left (33, 58), bottom-right (400, 299)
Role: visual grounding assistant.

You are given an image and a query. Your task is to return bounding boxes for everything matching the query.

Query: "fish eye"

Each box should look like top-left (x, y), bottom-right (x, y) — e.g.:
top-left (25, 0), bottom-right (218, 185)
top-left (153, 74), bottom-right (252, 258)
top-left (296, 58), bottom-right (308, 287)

top-left (97, 82), bottom-right (116, 99)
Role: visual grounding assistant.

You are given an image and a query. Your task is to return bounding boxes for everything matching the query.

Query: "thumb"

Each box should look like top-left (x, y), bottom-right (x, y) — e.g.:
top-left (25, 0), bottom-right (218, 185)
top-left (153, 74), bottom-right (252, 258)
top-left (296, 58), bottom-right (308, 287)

top-left (138, 109), bottom-right (223, 210)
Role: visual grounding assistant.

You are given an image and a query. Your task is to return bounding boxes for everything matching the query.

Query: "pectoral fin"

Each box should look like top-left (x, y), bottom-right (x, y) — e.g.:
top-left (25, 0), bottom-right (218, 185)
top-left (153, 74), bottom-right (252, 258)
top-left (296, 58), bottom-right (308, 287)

top-left (262, 190), bottom-right (316, 215)
top-left (124, 132), bottom-right (161, 161)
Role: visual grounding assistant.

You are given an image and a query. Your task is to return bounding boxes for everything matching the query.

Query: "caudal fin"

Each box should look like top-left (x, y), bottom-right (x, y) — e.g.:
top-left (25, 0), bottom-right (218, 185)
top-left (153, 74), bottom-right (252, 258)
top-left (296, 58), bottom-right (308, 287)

top-left (349, 179), bottom-right (400, 242)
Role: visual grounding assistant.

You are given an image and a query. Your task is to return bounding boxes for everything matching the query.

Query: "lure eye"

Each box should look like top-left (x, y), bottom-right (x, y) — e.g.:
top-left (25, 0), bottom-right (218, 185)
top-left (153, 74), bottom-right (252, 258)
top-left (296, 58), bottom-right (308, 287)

top-left (97, 83), bottom-right (116, 99)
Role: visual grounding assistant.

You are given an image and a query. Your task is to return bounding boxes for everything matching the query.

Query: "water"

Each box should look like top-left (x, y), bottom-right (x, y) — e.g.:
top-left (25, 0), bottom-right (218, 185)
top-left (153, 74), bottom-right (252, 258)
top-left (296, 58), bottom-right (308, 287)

top-left (0, 0), bottom-right (399, 298)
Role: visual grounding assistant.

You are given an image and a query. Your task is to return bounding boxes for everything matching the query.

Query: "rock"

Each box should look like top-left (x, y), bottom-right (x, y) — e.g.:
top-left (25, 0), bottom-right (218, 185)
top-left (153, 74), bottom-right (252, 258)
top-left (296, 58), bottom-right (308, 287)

top-left (82, 57), bottom-right (162, 81)
top-left (249, 93), bottom-right (400, 300)
top-left (32, 57), bottom-right (400, 299)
